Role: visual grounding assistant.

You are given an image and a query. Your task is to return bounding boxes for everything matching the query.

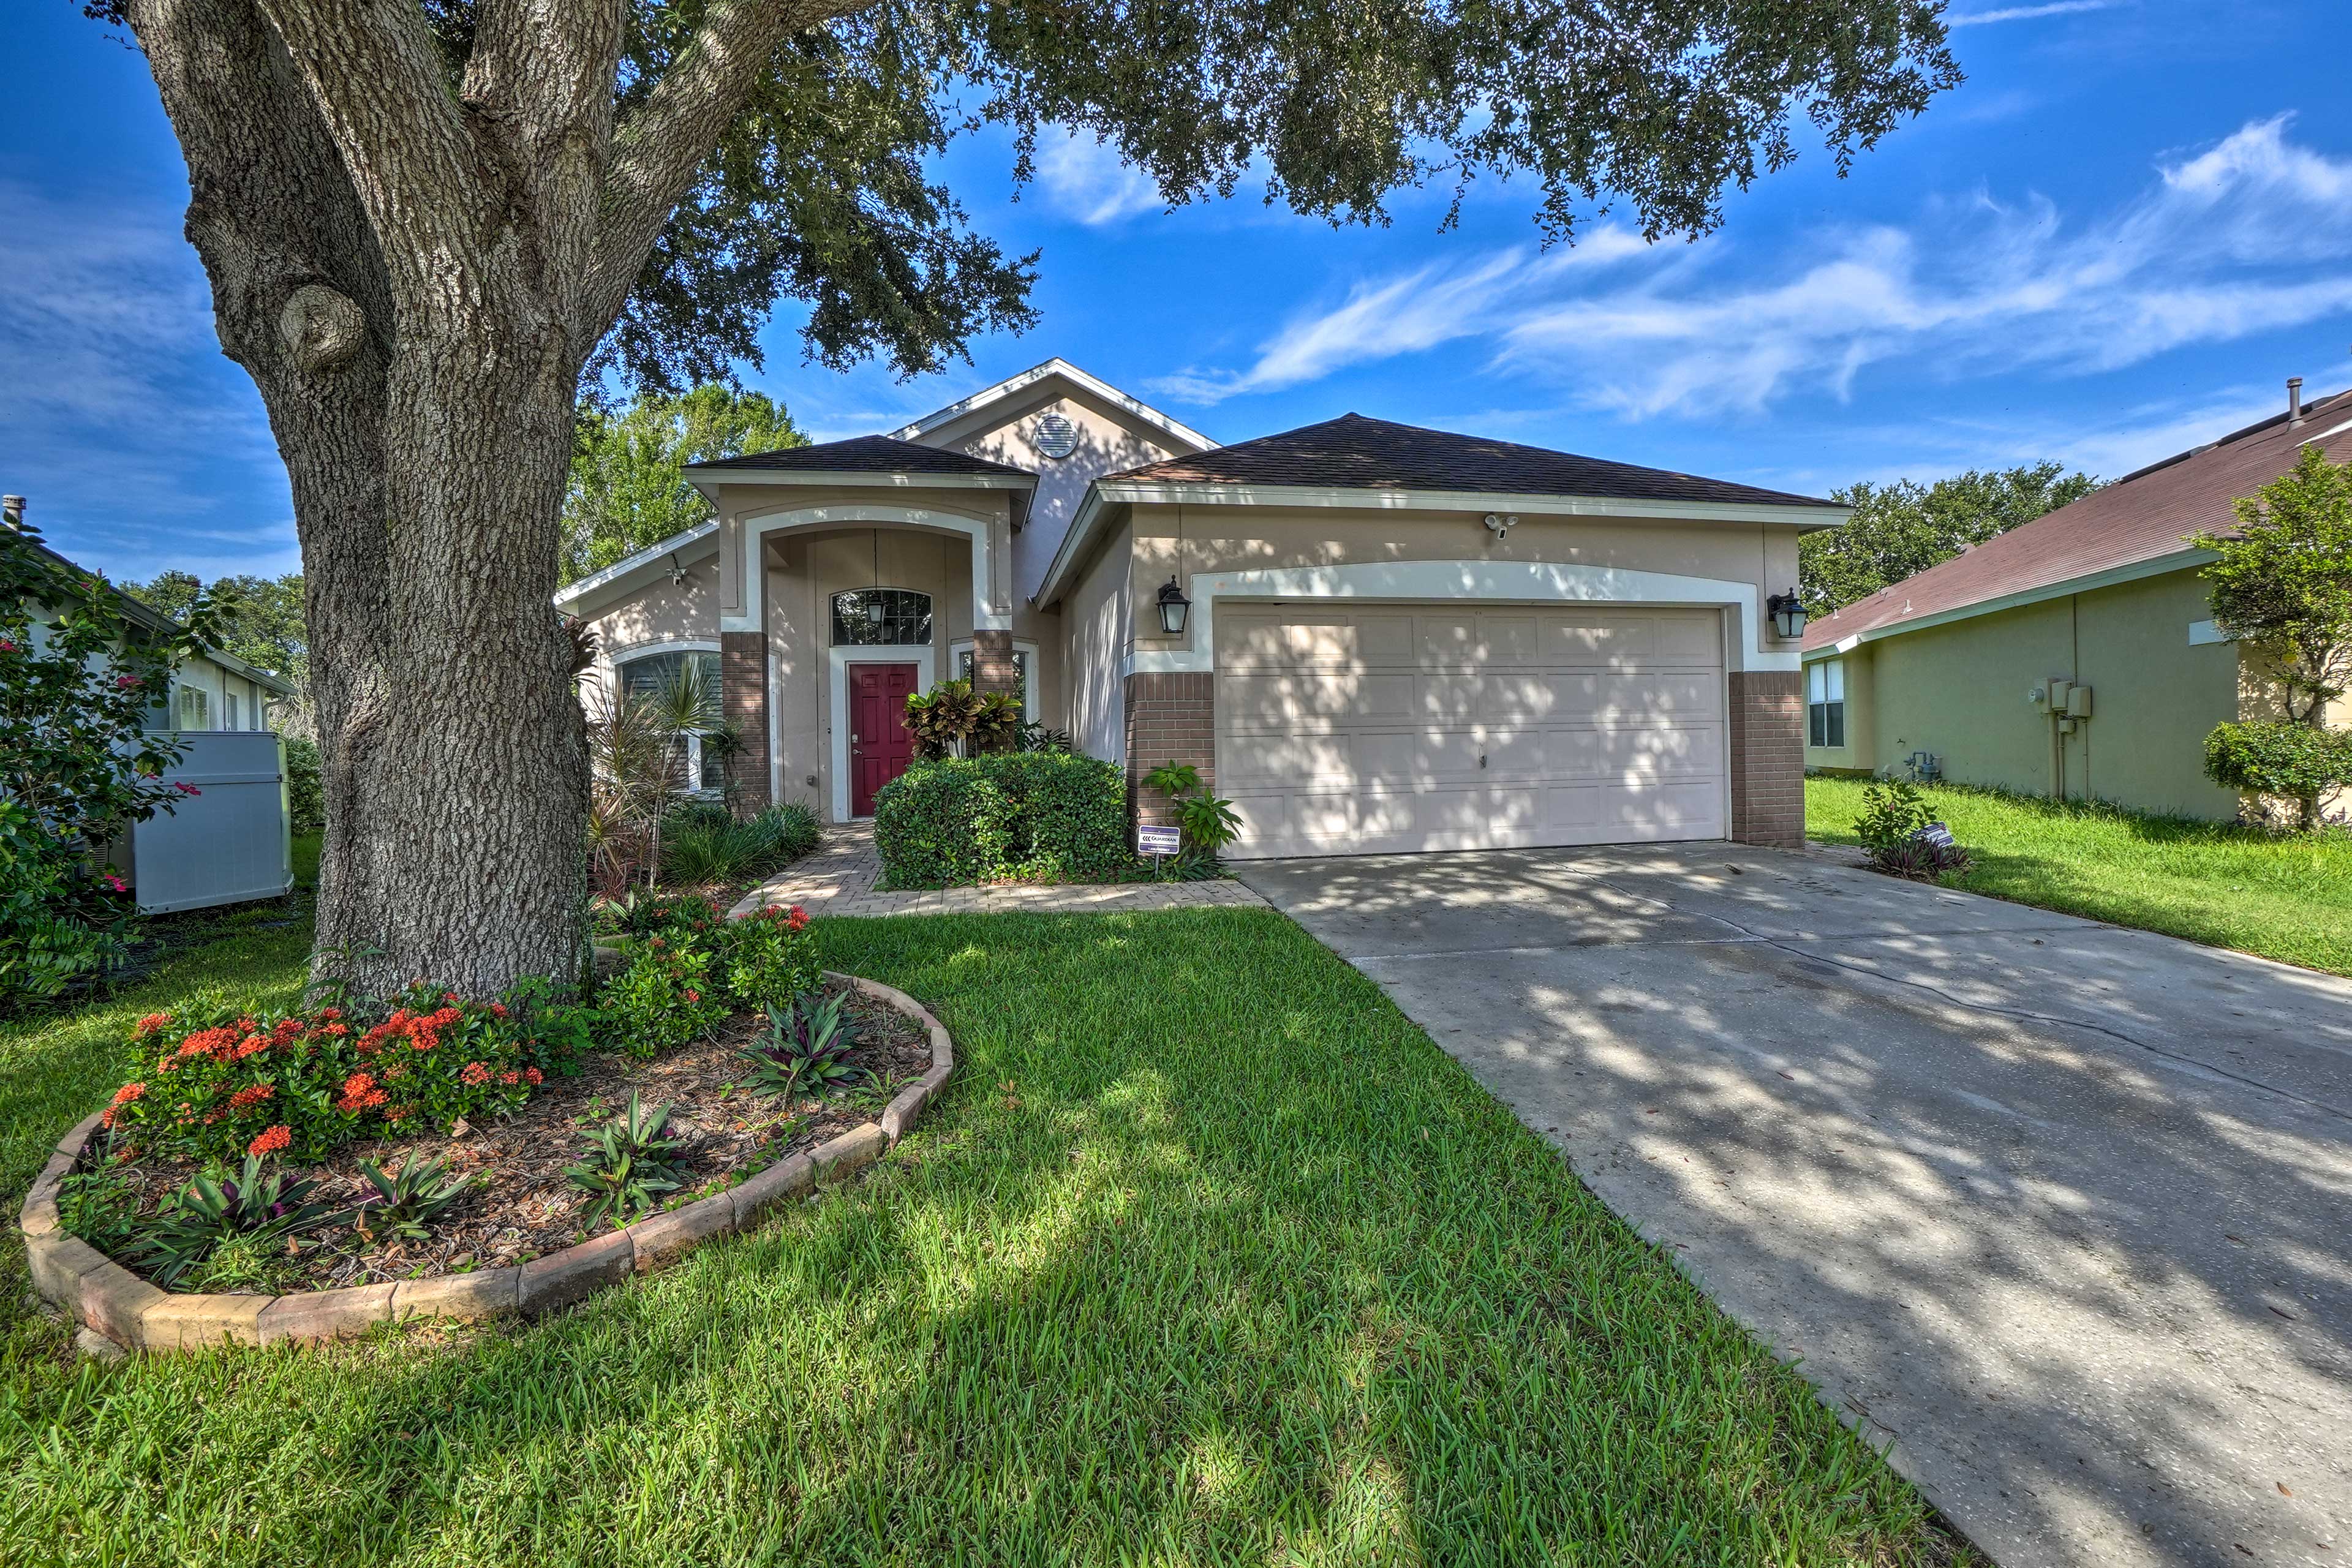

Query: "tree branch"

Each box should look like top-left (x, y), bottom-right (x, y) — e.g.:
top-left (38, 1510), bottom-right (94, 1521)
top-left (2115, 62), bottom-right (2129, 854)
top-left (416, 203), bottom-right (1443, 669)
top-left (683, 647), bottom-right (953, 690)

top-left (462, 0), bottom-right (627, 297)
top-left (246, 0), bottom-right (487, 287)
top-left (587, 0), bottom-right (845, 336)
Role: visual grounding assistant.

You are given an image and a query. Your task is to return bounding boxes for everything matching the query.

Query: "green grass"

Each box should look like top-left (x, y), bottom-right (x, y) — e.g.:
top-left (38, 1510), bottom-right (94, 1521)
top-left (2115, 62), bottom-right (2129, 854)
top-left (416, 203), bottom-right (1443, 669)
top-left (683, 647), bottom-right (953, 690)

top-left (0, 907), bottom-right (1970, 1565)
top-left (1807, 775), bottom-right (2352, 977)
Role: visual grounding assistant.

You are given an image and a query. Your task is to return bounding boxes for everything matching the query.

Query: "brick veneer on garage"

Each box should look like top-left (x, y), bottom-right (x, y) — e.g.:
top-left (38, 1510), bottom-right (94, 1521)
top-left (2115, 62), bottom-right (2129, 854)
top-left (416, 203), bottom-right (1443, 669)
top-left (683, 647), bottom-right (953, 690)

top-left (1123, 671), bottom-right (1214, 834)
top-left (720, 630), bottom-right (771, 813)
top-left (969, 629), bottom-right (1020, 698)
top-left (1727, 669), bottom-right (1804, 848)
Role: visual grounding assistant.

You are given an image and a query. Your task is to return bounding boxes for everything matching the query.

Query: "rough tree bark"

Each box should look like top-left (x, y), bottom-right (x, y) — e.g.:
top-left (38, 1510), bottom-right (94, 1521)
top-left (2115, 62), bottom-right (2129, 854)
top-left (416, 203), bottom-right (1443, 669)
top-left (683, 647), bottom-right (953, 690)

top-left (123, 0), bottom-right (822, 993)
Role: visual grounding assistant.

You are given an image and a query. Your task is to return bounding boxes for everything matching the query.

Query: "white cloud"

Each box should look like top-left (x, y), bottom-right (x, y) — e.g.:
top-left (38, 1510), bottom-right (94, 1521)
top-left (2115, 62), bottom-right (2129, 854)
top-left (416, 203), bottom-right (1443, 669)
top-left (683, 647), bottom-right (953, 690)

top-left (1947, 1), bottom-right (2118, 25)
top-left (1153, 117), bottom-right (2352, 421)
top-left (1033, 129), bottom-right (1162, 227)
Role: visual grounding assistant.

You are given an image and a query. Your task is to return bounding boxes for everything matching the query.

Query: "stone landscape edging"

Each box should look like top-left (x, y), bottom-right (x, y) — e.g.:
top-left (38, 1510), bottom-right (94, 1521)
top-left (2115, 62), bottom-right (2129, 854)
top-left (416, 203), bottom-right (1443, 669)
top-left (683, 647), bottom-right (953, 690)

top-left (17, 970), bottom-right (953, 1355)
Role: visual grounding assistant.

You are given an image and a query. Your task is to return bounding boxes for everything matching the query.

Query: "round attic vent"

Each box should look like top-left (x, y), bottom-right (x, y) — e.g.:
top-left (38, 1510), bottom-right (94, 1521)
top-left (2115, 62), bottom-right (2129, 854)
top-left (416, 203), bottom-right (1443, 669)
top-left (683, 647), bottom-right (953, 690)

top-left (1032, 412), bottom-right (1079, 459)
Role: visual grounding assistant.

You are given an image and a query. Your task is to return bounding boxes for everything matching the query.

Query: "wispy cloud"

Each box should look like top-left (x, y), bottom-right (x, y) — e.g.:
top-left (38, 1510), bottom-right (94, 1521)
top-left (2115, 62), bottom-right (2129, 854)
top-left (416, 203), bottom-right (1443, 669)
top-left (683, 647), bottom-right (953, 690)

top-left (1153, 116), bottom-right (2352, 420)
top-left (1033, 129), bottom-right (1162, 227)
top-left (0, 179), bottom-right (290, 579)
top-left (1947, 1), bottom-right (2119, 25)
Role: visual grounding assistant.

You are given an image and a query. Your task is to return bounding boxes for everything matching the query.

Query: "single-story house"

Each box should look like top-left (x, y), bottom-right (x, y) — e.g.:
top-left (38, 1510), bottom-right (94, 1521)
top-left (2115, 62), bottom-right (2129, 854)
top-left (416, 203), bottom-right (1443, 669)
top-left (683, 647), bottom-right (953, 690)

top-left (556, 359), bottom-right (1845, 858)
top-left (1800, 382), bottom-right (2352, 821)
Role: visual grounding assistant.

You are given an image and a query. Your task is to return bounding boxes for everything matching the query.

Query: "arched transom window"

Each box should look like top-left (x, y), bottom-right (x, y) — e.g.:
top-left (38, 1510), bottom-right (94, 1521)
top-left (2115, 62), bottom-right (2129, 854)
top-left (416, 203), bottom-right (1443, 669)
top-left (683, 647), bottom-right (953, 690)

top-left (831, 588), bottom-right (932, 647)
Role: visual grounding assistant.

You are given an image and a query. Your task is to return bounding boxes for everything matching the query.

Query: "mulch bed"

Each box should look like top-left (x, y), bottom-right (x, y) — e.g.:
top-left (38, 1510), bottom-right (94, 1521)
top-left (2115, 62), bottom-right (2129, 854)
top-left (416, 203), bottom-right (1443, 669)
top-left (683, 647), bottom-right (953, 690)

top-left (100, 979), bottom-right (933, 1294)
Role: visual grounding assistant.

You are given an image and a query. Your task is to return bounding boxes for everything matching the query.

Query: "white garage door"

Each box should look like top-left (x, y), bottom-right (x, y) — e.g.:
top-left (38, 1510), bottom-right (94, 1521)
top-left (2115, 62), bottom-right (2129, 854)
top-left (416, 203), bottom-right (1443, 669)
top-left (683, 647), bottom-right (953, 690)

top-left (1215, 603), bottom-right (1728, 860)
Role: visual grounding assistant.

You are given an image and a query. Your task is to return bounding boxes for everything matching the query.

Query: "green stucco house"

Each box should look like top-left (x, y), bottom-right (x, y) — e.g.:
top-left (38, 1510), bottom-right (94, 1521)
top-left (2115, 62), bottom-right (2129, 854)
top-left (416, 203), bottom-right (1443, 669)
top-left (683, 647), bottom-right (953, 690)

top-left (1801, 382), bottom-right (2351, 821)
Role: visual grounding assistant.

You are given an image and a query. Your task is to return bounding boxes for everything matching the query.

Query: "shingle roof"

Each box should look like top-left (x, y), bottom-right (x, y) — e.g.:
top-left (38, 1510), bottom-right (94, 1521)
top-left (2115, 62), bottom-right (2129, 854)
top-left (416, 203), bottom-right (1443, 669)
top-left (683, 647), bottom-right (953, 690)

top-left (1803, 388), bottom-right (2352, 650)
top-left (1104, 412), bottom-right (1834, 508)
top-left (688, 434), bottom-right (1033, 478)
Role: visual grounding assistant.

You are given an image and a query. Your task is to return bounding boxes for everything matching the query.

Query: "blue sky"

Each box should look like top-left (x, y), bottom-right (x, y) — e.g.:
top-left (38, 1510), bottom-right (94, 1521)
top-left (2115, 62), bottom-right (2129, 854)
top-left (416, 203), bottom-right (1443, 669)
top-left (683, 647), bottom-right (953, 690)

top-left (6, 0), bottom-right (2351, 582)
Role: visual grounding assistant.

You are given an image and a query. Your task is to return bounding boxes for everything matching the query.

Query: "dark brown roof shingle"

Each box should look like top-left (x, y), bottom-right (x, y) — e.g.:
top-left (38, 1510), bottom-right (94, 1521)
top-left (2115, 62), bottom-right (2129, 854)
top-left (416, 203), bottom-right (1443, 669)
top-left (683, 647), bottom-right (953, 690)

top-left (1106, 413), bottom-right (1834, 508)
top-left (1803, 389), bottom-right (2352, 650)
top-left (688, 434), bottom-right (1033, 479)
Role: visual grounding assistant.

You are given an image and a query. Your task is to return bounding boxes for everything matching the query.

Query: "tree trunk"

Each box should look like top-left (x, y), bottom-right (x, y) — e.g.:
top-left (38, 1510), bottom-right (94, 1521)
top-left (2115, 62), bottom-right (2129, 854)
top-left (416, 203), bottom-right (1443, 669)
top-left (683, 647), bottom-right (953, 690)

top-left (132, 0), bottom-right (590, 996)
top-left (306, 349), bottom-right (589, 996)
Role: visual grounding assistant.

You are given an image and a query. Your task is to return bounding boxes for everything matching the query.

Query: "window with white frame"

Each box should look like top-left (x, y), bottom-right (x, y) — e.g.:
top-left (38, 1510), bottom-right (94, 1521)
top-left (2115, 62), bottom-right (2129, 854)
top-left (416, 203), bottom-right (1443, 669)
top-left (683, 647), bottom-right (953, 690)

top-left (618, 649), bottom-right (722, 791)
top-left (1807, 658), bottom-right (1845, 748)
top-left (225, 692), bottom-right (242, 730)
top-left (176, 684), bottom-right (210, 731)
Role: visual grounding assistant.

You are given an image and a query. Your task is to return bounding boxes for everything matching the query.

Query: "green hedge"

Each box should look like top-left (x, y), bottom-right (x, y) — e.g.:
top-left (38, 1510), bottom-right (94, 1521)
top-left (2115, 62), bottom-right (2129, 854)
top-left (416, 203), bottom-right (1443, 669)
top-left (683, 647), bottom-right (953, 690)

top-left (2205, 720), bottom-right (2352, 827)
top-left (873, 753), bottom-right (1129, 888)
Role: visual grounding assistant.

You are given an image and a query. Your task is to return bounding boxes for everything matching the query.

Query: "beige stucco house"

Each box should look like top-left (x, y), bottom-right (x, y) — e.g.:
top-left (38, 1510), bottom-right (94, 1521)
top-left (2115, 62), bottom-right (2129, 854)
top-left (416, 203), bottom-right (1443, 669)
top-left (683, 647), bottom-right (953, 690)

top-left (557, 359), bottom-right (1842, 858)
top-left (1801, 382), bottom-right (2351, 821)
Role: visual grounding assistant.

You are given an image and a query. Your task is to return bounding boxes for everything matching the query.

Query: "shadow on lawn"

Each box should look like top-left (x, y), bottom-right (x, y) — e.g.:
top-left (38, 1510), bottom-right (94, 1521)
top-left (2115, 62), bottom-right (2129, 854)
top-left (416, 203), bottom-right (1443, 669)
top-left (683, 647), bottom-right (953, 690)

top-left (1, 910), bottom-right (1970, 1566)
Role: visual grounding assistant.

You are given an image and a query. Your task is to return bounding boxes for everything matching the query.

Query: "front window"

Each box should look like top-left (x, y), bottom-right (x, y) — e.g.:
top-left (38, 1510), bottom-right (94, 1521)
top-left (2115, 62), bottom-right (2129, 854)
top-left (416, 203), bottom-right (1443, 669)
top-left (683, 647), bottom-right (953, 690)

top-left (176, 685), bottom-right (210, 731)
top-left (957, 648), bottom-right (1028, 712)
top-left (831, 589), bottom-right (932, 647)
top-left (1807, 658), bottom-right (1845, 748)
top-left (617, 649), bottom-right (722, 791)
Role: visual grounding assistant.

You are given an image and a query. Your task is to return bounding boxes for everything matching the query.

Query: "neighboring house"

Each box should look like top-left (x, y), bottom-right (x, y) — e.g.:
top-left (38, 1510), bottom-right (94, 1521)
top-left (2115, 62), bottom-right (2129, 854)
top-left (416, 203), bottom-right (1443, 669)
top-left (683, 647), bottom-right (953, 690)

top-left (10, 522), bottom-right (297, 910)
top-left (557, 358), bottom-right (1844, 858)
top-left (1801, 383), bottom-right (2352, 820)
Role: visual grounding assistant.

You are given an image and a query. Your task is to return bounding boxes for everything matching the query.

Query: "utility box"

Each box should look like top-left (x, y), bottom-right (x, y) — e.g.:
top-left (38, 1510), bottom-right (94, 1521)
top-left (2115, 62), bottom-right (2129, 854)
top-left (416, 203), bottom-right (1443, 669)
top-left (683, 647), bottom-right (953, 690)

top-left (2047, 679), bottom-right (2072, 712)
top-left (2065, 684), bottom-right (2094, 717)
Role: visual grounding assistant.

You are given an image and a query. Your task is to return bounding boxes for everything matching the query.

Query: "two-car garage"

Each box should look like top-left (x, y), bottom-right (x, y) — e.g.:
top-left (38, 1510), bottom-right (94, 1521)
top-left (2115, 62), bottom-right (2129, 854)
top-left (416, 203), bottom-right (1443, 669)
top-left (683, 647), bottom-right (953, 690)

top-left (1214, 602), bottom-right (1730, 860)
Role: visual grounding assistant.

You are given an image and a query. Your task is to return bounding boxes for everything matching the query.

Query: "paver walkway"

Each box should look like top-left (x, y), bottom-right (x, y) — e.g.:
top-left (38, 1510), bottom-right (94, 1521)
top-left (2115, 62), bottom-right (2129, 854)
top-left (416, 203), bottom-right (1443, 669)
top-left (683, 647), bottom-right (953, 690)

top-left (730, 823), bottom-right (1266, 918)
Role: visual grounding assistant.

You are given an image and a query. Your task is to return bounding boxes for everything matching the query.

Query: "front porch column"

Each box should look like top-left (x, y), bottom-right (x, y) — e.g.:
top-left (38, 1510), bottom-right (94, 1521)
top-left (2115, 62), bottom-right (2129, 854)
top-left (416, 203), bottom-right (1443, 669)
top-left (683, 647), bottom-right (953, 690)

top-left (720, 630), bottom-right (771, 813)
top-left (1727, 669), bottom-right (1803, 848)
top-left (969, 628), bottom-right (1019, 698)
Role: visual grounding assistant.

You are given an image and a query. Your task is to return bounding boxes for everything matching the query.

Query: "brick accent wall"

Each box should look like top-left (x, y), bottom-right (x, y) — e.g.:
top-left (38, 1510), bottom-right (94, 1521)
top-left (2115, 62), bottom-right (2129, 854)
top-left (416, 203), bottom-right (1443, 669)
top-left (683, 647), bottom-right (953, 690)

top-left (720, 630), bottom-right (771, 815)
top-left (1123, 672), bottom-right (1215, 835)
top-left (1728, 669), bottom-right (1804, 848)
top-left (969, 628), bottom-right (1019, 697)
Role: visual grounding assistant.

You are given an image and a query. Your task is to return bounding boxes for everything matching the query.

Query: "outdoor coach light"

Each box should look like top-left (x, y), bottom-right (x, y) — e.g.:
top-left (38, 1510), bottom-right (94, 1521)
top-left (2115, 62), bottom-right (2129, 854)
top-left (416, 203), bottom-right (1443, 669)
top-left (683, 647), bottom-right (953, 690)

top-left (1766, 589), bottom-right (1809, 641)
top-left (1156, 575), bottom-right (1192, 636)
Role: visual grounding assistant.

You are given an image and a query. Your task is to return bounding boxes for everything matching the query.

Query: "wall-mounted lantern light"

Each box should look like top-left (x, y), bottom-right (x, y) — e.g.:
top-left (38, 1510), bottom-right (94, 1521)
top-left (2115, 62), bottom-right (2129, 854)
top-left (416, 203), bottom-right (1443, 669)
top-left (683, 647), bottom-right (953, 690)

top-left (1766, 589), bottom-right (1809, 641)
top-left (1156, 575), bottom-right (1192, 636)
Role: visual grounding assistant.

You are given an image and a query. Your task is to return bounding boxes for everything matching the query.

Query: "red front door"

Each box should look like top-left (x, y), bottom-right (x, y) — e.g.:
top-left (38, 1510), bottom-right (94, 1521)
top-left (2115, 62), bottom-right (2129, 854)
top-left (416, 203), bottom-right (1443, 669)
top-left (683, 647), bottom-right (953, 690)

top-left (849, 662), bottom-right (919, 816)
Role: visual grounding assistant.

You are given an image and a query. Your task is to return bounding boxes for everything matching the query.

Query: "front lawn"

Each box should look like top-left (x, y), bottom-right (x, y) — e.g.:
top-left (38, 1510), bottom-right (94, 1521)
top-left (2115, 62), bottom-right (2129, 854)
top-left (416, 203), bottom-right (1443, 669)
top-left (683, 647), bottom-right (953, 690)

top-left (0, 908), bottom-right (1970, 1564)
top-left (1806, 775), bottom-right (2352, 977)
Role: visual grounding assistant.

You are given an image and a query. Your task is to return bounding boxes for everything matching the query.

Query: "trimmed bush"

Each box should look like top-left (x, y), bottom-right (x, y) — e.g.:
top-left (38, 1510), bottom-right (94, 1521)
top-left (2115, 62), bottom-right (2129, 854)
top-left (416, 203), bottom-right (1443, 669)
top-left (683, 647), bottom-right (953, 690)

top-left (873, 752), bottom-right (1128, 888)
top-left (659, 799), bottom-right (823, 884)
top-left (283, 735), bottom-right (325, 834)
top-left (2204, 720), bottom-right (2352, 829)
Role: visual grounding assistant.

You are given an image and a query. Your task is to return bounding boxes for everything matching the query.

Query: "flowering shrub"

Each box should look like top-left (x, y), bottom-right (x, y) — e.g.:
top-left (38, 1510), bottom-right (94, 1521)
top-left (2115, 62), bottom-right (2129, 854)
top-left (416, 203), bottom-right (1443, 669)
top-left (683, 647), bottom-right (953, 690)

top-left (716, 902), bottom-right (817, 1009)
top-left (600, 934), bottom-right (725, 1060)
top-left (105, 981), bottom-right (584, 1166)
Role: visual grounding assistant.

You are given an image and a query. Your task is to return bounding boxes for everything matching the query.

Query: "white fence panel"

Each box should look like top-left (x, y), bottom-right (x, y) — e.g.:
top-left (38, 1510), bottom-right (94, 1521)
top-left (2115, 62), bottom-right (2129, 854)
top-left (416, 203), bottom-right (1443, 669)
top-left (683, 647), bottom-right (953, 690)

top-left (130, 731), bottom-right (293, 913)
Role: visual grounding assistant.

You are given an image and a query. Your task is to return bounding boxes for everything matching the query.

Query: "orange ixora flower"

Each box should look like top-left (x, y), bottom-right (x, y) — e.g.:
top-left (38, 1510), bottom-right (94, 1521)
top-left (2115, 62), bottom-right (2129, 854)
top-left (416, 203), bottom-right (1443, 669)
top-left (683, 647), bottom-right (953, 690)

top-left (460, 1061), bottom-right (491, 1086)
top-left (110, 1081), bottom-right (147, 1107)
top-left (335, 1071), bottom-right (388, 1113)
top-left (132, 1012), bottom-right (173, 1038)
top-left (247, 1124), bottom-right (292, 1157)
top-left (175, 1026), bottom-right (243, 1063)
top-left (228, 1082), bottom-right (277, 1111)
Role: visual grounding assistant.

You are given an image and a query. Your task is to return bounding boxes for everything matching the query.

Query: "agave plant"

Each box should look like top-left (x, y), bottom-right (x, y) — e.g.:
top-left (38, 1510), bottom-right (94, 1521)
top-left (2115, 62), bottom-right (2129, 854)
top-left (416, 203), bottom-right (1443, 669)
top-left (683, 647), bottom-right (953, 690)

top-left (565, 1091), bottom-right (688, 1229)
top-left (739, 990), bottom-right (864, 1100)
top-left (353, 1155), bottom-right (477, 1243)
top-left (123, 1155), bottom-right (343, 1287)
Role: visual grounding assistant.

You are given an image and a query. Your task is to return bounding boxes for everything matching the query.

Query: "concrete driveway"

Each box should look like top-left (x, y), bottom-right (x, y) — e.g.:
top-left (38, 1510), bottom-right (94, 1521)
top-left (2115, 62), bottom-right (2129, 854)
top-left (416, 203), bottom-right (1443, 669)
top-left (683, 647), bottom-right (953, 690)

top-left (1235, 843), bottom-right (2352, 1567)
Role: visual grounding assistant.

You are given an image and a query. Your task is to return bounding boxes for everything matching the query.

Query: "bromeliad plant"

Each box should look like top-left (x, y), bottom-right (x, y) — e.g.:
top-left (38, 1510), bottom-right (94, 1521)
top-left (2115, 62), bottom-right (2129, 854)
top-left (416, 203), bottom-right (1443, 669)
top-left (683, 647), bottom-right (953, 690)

top-left (121, 1154), bottom-right (343, 1289)
top-left (739, 990), bottom-right (864, 1101)
top-left (353, 1154), bottom-right (477, 1243)
top-left (565, 1091), bottom-right (688, 1229)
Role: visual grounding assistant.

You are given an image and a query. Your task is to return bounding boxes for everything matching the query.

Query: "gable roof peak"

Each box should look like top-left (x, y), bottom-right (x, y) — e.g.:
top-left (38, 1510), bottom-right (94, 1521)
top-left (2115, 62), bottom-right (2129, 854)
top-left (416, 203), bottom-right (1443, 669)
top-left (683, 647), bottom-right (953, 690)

top-left (888, 356), bottom-right (1215, 454)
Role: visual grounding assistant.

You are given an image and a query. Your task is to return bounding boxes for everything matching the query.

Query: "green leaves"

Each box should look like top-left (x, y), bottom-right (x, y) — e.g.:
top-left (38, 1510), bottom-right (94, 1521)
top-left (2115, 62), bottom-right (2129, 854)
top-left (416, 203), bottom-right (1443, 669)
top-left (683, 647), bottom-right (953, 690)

top-left (354, 1155), bottom-right (478, 1243)
top-left (873, 754), bottom-right (1129, 888)
top-left (740, 990), bottom-right (865, 1101)
top-left (123, 1154), bottom-right (342, 1289)
top-left (1803, 464), bottom-right (2100, 613)
top-left (2196, 444), bottom-right (2352, 728)
top-left (2203, 722), bottom-right (2352, 831)
top-left (562, 386), bottom-right (810, 584)
top-left (565, 1091), bottom-right (690, 1230)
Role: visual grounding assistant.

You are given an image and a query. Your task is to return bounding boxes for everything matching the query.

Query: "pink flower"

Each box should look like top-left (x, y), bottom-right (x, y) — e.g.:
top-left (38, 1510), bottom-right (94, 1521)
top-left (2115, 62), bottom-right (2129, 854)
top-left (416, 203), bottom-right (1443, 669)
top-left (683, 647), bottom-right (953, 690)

top-left (115, 674), bottom-right (139, 689)
top-left (172, 781), bottom-right (202, 797)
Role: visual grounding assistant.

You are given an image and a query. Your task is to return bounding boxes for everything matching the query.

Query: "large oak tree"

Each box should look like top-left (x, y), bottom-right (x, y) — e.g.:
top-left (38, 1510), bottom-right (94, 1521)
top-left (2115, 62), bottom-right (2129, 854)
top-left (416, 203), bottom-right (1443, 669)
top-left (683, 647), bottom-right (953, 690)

top-left (94, 0), bottom-right (1957, 993)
